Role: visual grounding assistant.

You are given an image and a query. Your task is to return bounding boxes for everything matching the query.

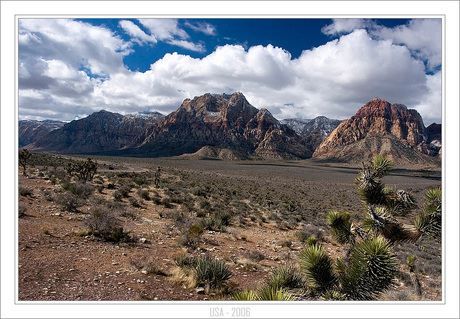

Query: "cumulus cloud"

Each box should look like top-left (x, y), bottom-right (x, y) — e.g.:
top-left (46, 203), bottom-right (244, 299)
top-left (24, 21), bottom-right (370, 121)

top-left (18, 19), bottom-right (441, 125)
top-left (184, 21), bottom-right (217, 35)
top-left (127, 18), bottom-right (207, 52)
top-left (321, 18), bottom-right (375, 35)
top-left (372, 19), bottom-right (442, 72)
top-left (138, 19), bottom-right (189, 41)
top-left (119, 20), bottom-right (157, 45)
top-left (322, 18), bottom-right (442, 73)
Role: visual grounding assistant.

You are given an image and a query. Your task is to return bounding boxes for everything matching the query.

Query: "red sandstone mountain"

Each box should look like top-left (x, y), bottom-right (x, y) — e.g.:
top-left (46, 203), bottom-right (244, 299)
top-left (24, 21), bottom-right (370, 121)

top-left (134, 92), bottom-right (312, 159)
top-left (313, 98), bottom-right (441, 164)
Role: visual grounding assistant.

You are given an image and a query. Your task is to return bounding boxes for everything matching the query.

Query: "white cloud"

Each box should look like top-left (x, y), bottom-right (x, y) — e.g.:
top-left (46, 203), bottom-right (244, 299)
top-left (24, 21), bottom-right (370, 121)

top-left (184, 21), bottom-right (217, 36)
top-left (167, 39), bottom-right (206, 52)
top-left (322, 18), bottom-right (442, 73)
top-left (372, 19), bottom-right (442, 72)
top-left (321, 18), bottom-right (375, 35)
top-left (138, 18), bottom-right (188, 41)
top-left (119, 20), bottom-right (157, 45)
top-left (19, 19), bottom-right (441, 126)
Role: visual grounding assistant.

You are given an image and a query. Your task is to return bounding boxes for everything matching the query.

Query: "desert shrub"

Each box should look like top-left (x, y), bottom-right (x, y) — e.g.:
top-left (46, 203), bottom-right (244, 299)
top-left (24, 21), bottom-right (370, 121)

top-left (194, 255), bottom-right (232, 289)
top-left (18, 205), bottom-right (27, 218)
top-left (278, 239), bottom-right (292, 248)
top-left (178, 224), bottom-right (203, 250)
top-left (84, 207), bottom-right (130, 242)
top-left (161, 197), bottom-right (172, 208)
top-left (54, 193), bottom-right (85, 212)
top-left (268, 264), bottom-right (304, 289)
top-left (18, 186), bottom-right (33, 197)
top-left (173, 254), bottom-right (232, 290)
top-left (136, 188), bottom-right (150, 200)
top-left (199, 211), bottom-right (232, 232)
top-left (61, 182), bottom-right (94, 199)
top-left (113, 190), bottom-right (123, 202)
top-left (244, 250), bottom-right (265, 262)
top-left (132, 174), bottom-right (149, 186)
top-left (174, 254), bottom-right (198, 269)
top-left (305, 236), bottom-right (319, 246)
top-left (40, 188), bottom-right (54, 201)
top-left (118, 185), bottom-right (131, 198)
top-left (130, 256), bottom-right (166, 275)
top-left (129, 197), bottom-right (143, 208)
top-left (199, 199), bottom-right (211, 211)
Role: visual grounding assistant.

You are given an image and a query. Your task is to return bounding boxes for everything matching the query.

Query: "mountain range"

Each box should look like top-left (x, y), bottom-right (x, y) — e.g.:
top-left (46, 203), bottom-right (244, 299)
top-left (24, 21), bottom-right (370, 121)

top-left (20, 93), bottom-right (441, 164)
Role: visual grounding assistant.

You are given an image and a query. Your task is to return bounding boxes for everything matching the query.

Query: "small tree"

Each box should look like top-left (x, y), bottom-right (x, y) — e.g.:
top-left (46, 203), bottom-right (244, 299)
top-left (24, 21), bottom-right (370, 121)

top-left (66, 158), bottom-right (98, 183)
top-left (154, 166), bottom-right (161, 188)
top-left (300, 155), bottom-right (442, 300)
top-left (19, 149), bottom-right (32, 176)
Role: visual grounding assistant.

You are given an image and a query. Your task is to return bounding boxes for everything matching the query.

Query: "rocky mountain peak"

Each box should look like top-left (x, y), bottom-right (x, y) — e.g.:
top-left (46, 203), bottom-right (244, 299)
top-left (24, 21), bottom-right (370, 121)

top-left (313, 98), bottom-right (437, 164)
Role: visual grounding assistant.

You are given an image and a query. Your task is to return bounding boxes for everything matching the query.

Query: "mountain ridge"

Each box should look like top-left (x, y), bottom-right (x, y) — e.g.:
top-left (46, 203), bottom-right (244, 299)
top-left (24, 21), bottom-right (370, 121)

top-left (21, 94), bottom-right (441, 164)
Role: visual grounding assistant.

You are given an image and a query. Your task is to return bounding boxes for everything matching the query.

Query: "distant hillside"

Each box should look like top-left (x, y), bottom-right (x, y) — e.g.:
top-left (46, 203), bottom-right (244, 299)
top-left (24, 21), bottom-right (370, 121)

top-left (281, 116), bottom-right (342, 139)
top-left (26, 111), bottom-right (164, 154)
top-left (22, 94), bottom-right (441, 165)
top-left (19, 120), bottom-right (64, 148)
top-left (313, 98), bottom-right (441, 164)
top-left (131, 92), bottom-right (313, 159)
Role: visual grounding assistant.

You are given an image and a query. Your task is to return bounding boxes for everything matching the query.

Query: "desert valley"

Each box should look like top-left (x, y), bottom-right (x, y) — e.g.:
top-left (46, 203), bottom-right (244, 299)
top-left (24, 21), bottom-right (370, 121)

top-left (17, 93), bottom-right (442, 302)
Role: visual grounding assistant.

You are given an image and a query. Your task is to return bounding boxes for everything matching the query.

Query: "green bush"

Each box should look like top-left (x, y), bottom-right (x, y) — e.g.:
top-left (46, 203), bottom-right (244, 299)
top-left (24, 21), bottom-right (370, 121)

top-left (19, 186), bottom-right (33, 197)
top-left (54, 193), bottom-right (85, 212)
top-left (194, 255), bottom-right (232, 289)
top-left (268, 264), bottom-right (304, 289)
top-left (61, 182), bottom-right (94, 199)
top-left (299, 244), bottom-right (337, 293)
top-left (136, 188), bottom-right (150, 200)
top-left (174, 254), bottom-right (198, 269)
top-left (231, 286), bottom-right (294, 301)
top-left (84, 207), bottom-right (130, 242)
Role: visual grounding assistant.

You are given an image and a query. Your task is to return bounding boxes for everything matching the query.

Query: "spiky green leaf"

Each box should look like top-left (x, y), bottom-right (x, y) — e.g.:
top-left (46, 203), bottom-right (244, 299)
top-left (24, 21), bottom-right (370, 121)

top-left (299, 244), bottom-right (337, 293)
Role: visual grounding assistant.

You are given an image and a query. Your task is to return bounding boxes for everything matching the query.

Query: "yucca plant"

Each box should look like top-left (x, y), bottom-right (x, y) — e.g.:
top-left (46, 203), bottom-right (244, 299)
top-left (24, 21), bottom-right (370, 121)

top-left (268, 264), bottom-right (304, 289)
top-left (231, 290), bottom-right (258, 301)
top-left (231, 286), bottom-right (295, 301)
top-left (194, 254), bottom-right (232, 289)
top-left (414, 187), bottom-right (442, 239)
top-left (337, 237), bottom-right (398, 300)
top-left (256, 286), bottom-right (296, 301)
top-left (326, 211), bottom-right (353, 244)
top-left (298, 244), bottom-right (337, 294)
top-left (303, 156), bottom-right (441, 301)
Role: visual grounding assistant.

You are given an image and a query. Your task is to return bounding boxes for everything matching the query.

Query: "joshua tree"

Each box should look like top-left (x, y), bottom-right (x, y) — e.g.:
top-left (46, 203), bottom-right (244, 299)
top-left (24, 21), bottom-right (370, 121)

top-left (19, 149), bottom-right (32, 176)
top-left (300, 155), bottom-right (442, 300)
top-left (154, 166), bottom-right (161, 188)
top-left (66, 158), bottom-right (98, 183)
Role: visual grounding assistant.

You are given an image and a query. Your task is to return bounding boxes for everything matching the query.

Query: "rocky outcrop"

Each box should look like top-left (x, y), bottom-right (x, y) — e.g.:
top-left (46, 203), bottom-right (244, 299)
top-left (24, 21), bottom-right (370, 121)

top-left (27, 111), bottom-right (164, 154)
top-left (19, 120), bottom-right (64, 148)
top-left (281, 116), bottom-right (342, 139)
top-left (134, 92), bottom-right (312, 159)
top-left (313, 98), bottom-right (440, 164)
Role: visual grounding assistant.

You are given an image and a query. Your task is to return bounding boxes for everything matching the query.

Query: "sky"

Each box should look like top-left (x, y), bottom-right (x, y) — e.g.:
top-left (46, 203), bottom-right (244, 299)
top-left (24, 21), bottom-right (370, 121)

top-left (18, 18), bottom-right (442, 124)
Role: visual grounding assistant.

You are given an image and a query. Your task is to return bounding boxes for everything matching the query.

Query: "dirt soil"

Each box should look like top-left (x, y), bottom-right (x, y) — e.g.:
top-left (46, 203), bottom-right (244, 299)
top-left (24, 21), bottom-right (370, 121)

top-left (17, 156), bottom-right (442, 301)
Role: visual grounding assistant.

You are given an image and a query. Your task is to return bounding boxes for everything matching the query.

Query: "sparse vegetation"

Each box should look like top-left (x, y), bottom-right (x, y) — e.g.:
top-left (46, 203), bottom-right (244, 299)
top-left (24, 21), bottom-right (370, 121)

top-left (17, 152), bottom-right (441, 301)
top-left (19, 149), bottom-right (32, 176)
top-left (300, 156), bottom-right (442, 300)
top-left (65, 157), bottom-right (98, 183)
top-left (84, 207), bottom-right (130, 242)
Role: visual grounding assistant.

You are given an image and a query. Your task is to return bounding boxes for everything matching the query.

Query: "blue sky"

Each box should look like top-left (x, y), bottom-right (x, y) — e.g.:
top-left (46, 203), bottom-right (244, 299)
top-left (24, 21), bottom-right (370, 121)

top-left (18, 18), bottom-right (442, 124)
